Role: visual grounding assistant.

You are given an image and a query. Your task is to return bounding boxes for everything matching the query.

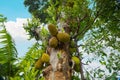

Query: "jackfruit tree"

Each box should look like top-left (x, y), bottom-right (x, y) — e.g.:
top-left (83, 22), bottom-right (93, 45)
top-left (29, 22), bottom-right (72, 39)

top-left (17, 0), bottom-right (120, 80)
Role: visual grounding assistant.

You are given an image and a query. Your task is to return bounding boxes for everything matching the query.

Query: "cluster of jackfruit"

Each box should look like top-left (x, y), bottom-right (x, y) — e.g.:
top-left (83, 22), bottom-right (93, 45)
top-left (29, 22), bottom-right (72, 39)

top-left (48, 24), bottom-right (70, 48)
top-left (72, 56), bottom-right (80, 72)
top-left (35, 53), bottom-right (50, 69)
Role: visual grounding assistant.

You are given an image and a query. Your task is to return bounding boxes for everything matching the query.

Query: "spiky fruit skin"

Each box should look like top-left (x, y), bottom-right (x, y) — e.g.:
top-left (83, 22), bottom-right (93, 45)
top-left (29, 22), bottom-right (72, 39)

top-left (49, 37), bottom-right (58, 48)
top-left (48, 24), bottom-right (58, 36)
top-left (35, 58), bottom-right (43, 69)
top-left (57, 32), bottom-right (70, 43)
top-left (72, 56), bottom-right (80, 65)
top-left (41, 53), bottom-right (50, 63)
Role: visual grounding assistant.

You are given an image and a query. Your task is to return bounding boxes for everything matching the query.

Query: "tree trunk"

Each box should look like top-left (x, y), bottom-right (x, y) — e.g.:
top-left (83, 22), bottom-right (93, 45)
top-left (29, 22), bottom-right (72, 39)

top-left (43, 48), bottom-right (72, 80)
top-left (43, 23), bottom-right (72, 80)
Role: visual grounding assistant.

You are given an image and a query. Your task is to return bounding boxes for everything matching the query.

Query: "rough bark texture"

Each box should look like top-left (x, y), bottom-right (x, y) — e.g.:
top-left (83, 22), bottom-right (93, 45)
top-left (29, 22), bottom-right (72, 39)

top-left (43, 48), bottom-right (71, 80)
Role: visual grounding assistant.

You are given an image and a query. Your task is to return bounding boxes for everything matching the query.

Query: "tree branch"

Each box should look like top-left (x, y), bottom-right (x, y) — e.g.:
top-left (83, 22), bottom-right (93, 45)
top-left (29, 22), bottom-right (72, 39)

top-left (73, 0), bottom-right (104, 41)
top-left (77, 44), bottom-right (85, 47)
top-left (76, 9), bottom-right (101, 41)
top-left (83, 67), bottom-right (95, 80)
top-left (72, 14), bottom-right (88, 39)
top-left (76, 0), bottom-right (106, 41)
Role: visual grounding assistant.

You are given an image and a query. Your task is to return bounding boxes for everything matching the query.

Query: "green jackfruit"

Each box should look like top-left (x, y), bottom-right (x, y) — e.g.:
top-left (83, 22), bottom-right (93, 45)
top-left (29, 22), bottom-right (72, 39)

top-left (70, 48), bottom-right (76, 53)
top-left (72, 56), bottom-right (80, 72)
top-left (72, 56), bottom-right (80, 65)
top-left (74, 64), bottom-right (80, 72)
top-left (48, 24), bottom-right (58, 36)
top-left (41, 53), bottom-right (50, 63)
top-left (57, 32), bottom-right (70, 43)
top-left (70, 40), bottom-right (75, 47)
top-left (35, 58), bottom-right (43, 69)
top-left (49, 37), bottom-right (58, 48)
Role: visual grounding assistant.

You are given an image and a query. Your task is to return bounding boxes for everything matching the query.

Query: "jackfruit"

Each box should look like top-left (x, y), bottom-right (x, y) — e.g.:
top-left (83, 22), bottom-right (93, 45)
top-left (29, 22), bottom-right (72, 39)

top-left (69, 48), bottom-right (76, 53)
top-left (57, 32), bottom-right (70, 43)
top-left (70, 40), bottom-right (75, 47)
top-left (48, 24), bottom-right (58, 36)
top-left (49, 37), bottom-right (58, 48)
top-left (41, 53), bottom-right (50, 63)
top-left (35, 58), bottom-right (43, 69)
top-left (72, 56), bottom-right (80, 65)
top-left (74, 64), bottom-right (80, 72)
top-left (72, 56), bottom-right (80, 72)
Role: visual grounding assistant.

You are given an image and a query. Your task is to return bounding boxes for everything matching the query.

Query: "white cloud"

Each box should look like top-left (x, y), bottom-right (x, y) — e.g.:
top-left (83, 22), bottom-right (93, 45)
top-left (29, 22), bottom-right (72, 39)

top-left (4, 18), bottom-right (29, 40)
top-left (4, 18), bottom-right (36, 57)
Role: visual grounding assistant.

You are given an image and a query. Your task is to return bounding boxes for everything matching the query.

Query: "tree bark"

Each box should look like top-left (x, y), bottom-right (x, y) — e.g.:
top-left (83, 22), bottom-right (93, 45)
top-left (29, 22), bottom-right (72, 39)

top-left (43, 23), bottom-right (72, 80)
top-left (43, 48), bottom-right (71, 80)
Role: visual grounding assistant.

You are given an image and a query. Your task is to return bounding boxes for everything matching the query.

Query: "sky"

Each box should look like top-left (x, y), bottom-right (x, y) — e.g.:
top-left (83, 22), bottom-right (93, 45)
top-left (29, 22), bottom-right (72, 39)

top-left (0, 0), bottom-right (30, 21)
top-left (0, 0), bottom-right (35, 57)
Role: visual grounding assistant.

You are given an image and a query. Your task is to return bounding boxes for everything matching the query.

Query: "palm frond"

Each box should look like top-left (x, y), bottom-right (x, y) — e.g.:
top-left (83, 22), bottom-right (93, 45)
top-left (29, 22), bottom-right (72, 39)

top-left (0, 25), bottom-right (18, 61)
top-left (0, 16), bottom-right (18, 78)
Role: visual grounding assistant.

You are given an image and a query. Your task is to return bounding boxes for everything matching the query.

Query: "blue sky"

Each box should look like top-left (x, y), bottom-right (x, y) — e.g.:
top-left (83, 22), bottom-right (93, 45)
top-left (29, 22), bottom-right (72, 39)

top-left (0, 0), bottom-right (35, 57)
top-left (0, 0), bottom-right (31, 21)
